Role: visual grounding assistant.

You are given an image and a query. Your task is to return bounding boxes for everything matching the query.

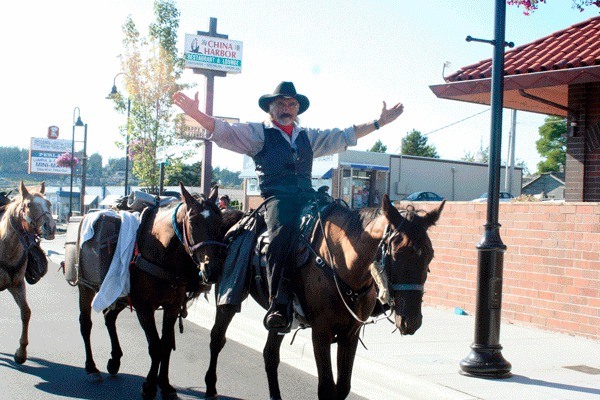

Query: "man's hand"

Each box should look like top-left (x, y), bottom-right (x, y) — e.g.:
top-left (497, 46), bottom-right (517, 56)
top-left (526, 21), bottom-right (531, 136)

top-left (379, 101), bottom-right (404, 127)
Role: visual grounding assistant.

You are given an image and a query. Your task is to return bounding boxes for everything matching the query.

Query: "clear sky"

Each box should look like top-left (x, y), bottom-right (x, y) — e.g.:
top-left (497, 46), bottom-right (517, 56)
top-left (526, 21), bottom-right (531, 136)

top-left (2, 1), bottom-right (598, 174)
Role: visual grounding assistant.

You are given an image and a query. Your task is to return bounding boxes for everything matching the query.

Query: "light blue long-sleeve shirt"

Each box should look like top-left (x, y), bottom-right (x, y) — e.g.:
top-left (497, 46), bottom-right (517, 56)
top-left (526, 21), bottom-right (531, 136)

top-left (207, 119), bottom-right (358, 158)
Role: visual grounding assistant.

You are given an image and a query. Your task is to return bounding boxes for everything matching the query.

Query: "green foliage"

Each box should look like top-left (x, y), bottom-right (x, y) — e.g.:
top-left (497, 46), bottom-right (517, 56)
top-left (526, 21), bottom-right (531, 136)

top-left (401, 129), bottom-right (439, 158)
top-left (86, 153), bottom-right (104, 185)
top-left (0, 147), bottom-right (28, 174)
top-left (369, 139), bottom-right (387, 153)
top-left (110, 0), bottom-right (190, 193)
top-left (535, 116), bottom-right (566, 173)
top-left (461, 147), bottom-right (488, 163)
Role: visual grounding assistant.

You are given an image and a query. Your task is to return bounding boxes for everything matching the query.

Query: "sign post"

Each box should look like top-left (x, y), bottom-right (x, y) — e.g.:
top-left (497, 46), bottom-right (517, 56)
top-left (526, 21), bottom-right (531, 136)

top-left (185, 17), bottom-right (242, 196)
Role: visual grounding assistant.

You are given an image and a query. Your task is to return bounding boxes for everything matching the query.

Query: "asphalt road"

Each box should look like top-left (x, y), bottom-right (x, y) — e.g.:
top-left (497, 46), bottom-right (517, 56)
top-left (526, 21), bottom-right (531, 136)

top-left (0, 234), bottom-right (368, 400)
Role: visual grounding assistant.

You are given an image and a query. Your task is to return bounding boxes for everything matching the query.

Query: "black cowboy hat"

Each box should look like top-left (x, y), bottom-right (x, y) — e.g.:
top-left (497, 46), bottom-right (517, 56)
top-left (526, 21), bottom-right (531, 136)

top-left (258, 81), bottom-right (310, 114)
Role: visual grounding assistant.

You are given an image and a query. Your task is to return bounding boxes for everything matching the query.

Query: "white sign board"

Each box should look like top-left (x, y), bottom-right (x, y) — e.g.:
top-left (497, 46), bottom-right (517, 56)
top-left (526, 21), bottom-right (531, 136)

top-left (29, 137), bottom-right (72, 175)
top-left (177, 114), bottom-right (239, 140)
top-left (184, 34), bottom-right (243, 74)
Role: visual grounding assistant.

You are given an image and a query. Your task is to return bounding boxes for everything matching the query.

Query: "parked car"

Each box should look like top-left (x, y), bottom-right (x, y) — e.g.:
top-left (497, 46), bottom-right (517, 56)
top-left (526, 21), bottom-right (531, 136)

top-left (472, 192), bottom-right (514, 202)
top-left (402, 191), bottom-right (445, 201)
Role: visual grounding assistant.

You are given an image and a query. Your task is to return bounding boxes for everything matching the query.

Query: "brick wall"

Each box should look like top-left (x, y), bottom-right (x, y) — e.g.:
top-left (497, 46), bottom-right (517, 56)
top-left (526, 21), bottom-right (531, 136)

top-left (423, 201), bottom-right (600, 340)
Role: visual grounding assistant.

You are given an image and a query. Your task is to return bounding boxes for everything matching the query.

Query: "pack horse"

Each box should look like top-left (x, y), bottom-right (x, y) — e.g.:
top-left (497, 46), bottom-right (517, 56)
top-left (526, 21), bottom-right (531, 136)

top-left (0, 181), bottom-right (56, 364)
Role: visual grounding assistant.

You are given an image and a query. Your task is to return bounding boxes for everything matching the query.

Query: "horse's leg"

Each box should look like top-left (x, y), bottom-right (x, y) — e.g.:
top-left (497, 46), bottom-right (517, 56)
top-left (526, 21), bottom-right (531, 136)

top-left (8, 282), bottom-right (30, 364)
top-left (205, 305), bottom-right (238, 399)
top-left (156, 304), bottom-right (180, 400)
top-left (78, 285), bottom-right (102, 381)
top-left (263, 330), bottom-right (286, 400)
top-left (335, 334), bottom-right (360, 400)
top-left (104, 301), bottom-right (127, 376)
top-left (312, 330), bottom-right (336, 400)
top-left (136, 307), bottom-right (161, 400)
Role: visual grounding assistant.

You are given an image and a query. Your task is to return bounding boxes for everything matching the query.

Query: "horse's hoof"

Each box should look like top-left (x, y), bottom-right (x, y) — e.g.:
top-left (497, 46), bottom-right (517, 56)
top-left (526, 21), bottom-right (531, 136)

top-left (14, 349), bottom-right (26, 365)
top-left (107, 359), bottom-right (121, 376)
top-left (161, 390), bottom-right (178, 400)
top-left (87, 372), bottom-right (103, 383)
top-left (160, 384), bottom-right (178, 400)
top-left (142, 381), bottom-right (157, 400)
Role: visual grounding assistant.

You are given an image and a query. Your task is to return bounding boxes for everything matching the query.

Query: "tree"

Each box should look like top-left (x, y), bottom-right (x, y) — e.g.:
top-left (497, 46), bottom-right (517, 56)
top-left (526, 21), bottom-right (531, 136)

top-left (86, 153), bottom-right (104, 185)
top-left (110, 0), bottom-right (190, 192)
top-left (461, 147), bottom-right (489, 163)
top-left (0, 147), bottom-right (28, 174)
top-left (536, 116), bottom-right (566, 173)
top-left (507, 0), bottom-right (600, 15)
top-left (401, 129), bottom-right (439, 158)
top-left (369, 139), bottom-right (387, 153)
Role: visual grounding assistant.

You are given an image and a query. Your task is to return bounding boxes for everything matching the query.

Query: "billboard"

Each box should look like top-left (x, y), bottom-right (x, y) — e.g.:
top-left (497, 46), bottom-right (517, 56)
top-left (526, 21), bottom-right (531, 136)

top-left (184, 34), bottom-right (243, 74)
top-left (29, 137), bottom-right (72, 175)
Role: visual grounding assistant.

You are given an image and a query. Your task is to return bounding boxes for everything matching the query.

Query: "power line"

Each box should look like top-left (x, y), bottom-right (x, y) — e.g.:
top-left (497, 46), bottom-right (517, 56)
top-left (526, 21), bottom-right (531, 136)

top-left (394, 108), bottom-right (490, 154)
top-left (424, 108), bottom-right (490, 136)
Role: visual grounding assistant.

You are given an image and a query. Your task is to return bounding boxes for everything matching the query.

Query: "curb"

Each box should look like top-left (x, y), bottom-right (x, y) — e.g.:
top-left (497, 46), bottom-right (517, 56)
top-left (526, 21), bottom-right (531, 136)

top-left (186, 297), bottom-right (471, 400)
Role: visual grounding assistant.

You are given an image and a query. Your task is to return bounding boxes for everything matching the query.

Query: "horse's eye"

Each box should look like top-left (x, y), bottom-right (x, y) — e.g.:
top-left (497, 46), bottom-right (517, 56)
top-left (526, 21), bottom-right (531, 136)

top-left (25, 202), bottom-right (31, 208)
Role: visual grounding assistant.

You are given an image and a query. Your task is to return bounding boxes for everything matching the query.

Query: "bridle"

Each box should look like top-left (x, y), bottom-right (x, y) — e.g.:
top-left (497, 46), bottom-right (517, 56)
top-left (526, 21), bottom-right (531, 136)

top-left (20, 199), bottom-right (52, 235)
top-left (376, 223), bottom-right (425, 294)
top-left (171, 202), bottom-right (227, 267)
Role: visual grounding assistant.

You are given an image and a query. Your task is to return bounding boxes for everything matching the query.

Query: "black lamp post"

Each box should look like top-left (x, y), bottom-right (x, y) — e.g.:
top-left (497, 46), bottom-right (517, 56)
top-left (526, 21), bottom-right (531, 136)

top-left (69, 107), bottom-right (84, 219)
top-left (107, 72), bottom-right (131, 197)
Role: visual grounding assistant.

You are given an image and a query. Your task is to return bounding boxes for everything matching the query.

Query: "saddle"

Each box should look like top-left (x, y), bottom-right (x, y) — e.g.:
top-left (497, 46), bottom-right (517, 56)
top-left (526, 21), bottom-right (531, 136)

top-left (215, 188), bottom-right (337, 307)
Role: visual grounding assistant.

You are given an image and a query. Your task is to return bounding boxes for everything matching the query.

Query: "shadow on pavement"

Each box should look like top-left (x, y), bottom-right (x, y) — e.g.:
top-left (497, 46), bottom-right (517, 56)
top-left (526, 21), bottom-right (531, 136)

top-left (0, 352), bottom-right (220, 400)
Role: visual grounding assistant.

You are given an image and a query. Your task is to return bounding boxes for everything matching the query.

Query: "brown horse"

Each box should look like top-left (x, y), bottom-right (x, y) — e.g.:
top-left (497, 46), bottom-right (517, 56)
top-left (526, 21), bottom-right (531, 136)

top-left (71, 183), bottom-right (238, 400)
top-left (205, 194), bottom-right (445, 400)
top-left (0, 181), bottom-right (56, 364)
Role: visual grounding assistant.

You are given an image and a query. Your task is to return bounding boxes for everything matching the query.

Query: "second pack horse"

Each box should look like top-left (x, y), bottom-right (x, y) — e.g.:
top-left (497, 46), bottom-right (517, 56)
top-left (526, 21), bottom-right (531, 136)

top-left (66, 183), bottom-right (239, 400)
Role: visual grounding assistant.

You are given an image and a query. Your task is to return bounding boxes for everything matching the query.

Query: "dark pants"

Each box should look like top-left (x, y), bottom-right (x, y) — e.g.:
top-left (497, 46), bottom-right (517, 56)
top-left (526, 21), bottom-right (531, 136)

top-left (263, 193), bottom-right (313, 308)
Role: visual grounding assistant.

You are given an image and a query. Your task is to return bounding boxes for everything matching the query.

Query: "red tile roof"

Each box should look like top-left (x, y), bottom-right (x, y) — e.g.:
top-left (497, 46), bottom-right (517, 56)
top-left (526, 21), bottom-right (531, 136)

top-left (446, 16), bottom-right (600, 82)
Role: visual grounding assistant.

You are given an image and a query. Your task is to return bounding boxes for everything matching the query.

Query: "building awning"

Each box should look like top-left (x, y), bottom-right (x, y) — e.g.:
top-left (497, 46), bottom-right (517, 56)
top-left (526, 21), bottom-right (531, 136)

top-left (429, 66), bottom-right (600, 117)
top-left (341, 163), bottom-right (389, 171)
top-left (321, 168), bottom-right (333, 179)
top-left (99, 194), bottom-right (120, 206)
top-left (84, 195), bottom-right (99, 206)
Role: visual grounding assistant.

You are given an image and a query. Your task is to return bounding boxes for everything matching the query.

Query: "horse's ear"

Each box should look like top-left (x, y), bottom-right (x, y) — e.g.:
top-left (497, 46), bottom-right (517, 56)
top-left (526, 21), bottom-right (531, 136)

top-left (423, 199), bottom-right (445, 228)
top-left (208, 184), bottom-right (219, 204)
top-left (19, 180), bottom-right (29, 197)
top-left (39, 181), bottom-right (45, 194)
top-left (382, 194), bottom-right (402, 223)
top-left (179, 182), bottom-right (194, 206)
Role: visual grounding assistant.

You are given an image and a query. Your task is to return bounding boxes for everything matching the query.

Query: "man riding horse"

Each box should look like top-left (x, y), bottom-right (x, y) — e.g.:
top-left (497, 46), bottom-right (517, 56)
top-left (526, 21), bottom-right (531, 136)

top-left (173, 81), bottom-right (404, 332)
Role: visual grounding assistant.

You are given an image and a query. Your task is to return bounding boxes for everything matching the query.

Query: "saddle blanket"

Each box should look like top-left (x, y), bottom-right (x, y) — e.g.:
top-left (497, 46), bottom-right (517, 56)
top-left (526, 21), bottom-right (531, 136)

top-left (80, 209), bottom-right (140, 312)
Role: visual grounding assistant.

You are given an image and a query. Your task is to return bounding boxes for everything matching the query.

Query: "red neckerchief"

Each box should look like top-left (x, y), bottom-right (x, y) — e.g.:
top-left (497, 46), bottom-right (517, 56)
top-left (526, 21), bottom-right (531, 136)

top-left (272, 120), bottom-right (294, 137)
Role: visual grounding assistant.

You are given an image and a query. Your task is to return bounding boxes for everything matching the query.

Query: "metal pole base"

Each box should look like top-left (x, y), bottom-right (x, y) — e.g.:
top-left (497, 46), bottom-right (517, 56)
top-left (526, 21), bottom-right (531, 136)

top-left (460, 344), bottom-right (512, 378)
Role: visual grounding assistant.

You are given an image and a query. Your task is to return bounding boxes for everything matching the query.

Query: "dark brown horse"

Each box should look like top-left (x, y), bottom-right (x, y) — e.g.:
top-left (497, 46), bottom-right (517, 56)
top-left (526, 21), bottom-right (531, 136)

top-left (205, 194), bottom-right (445, 400)
top-left (0, 181), bottom-right (56, 364)
top-left (70, 183), bottom-right (237, 400)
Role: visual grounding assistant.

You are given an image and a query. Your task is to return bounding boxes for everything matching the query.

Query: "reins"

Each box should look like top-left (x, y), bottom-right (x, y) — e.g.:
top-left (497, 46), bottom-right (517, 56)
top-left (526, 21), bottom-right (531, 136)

top-left (171, 202), bottom-right (227, 266)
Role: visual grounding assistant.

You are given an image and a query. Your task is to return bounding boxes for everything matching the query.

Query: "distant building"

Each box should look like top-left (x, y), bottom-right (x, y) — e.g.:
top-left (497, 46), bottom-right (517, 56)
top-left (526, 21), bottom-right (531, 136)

top-left (521, 172), bottom-right (565, 200)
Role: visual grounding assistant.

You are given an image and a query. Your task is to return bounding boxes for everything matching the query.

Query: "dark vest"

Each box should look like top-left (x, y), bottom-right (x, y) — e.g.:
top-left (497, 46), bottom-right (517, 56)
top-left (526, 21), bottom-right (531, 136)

top-left (253, 126), bottom-right (313, 196)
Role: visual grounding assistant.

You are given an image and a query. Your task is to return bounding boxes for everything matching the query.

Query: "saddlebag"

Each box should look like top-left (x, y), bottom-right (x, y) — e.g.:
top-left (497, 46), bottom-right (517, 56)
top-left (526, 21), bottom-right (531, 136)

top-left (25, 243), bottom-right (48, 285)
top-left (79, 214), bottom-right (122, 290)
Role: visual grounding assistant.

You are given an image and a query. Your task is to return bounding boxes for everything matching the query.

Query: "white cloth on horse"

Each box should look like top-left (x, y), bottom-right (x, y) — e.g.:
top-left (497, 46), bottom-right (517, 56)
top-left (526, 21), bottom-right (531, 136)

top-left (79, 209), bottom-right (119, 246)
top-left (92, 210), bottom-right (140, 312)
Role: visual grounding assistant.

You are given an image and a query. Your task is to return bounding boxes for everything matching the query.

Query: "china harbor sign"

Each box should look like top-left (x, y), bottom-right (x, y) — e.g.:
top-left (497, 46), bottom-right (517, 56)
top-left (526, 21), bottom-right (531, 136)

top-left (184, 34), bottom-right (243, 74)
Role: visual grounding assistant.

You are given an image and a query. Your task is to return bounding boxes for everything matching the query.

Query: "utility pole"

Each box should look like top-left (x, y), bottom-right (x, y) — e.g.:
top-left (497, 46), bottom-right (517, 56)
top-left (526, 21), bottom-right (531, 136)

top-left (505, 109), bottom-right (517, 194)
top-left (193, 18), bottom-right (228, 197)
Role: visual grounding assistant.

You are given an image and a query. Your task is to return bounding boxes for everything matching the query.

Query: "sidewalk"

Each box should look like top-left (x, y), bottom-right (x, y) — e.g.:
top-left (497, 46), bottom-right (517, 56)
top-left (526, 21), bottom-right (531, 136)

top-left (187, 296), bottom-right (600, 400)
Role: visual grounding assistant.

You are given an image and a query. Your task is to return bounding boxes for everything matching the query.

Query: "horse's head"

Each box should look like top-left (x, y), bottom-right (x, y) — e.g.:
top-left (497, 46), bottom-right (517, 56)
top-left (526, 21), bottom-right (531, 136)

top-left (179, 182), bottom-right (224, 279)
top-left (380, 195), bottom-right (444, 335)
top-left (18, 181), bottom-right (56, 240)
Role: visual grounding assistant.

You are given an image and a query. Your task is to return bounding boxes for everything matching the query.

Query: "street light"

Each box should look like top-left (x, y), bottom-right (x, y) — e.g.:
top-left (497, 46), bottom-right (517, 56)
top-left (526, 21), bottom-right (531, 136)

top-left (107, 72), bottom-right (131, 197)
top-left (69, 107), bottom-right (84, 218)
